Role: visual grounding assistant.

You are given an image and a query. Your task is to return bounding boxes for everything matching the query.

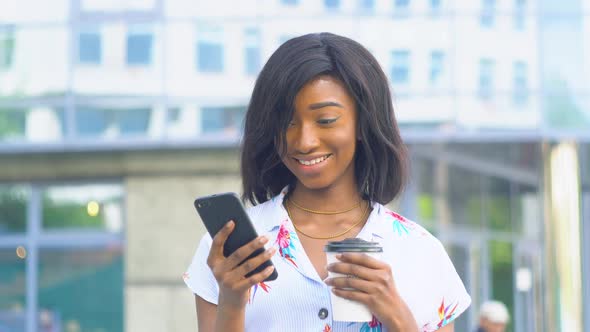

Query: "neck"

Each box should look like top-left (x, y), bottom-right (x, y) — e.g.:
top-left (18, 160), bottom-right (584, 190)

top-left (288, 182), bottom-right (363, 212)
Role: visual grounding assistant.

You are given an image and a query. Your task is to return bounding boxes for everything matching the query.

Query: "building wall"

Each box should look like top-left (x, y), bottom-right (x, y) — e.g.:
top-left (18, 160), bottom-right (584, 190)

top-left (125, 173), bottom-right (241, 332)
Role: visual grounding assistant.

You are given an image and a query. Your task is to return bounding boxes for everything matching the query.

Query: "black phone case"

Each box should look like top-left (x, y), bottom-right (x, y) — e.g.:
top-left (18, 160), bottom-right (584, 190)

top-left (194, 192), bottom-right (278, 281)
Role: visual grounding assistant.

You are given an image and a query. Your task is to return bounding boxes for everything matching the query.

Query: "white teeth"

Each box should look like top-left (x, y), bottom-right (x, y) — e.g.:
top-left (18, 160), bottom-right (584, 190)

top-left (297, 155), bottom-right (330, 166)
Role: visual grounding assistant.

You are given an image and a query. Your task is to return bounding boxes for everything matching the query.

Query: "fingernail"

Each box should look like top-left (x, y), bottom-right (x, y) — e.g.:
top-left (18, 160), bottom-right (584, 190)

top-left (226, 220), bottom-right (234, 227)
top-left (259, 236), bottom-right (269, 244)
top-left (335, 253), bottom-right (343, 259)
top-left (326, 263), bottom-right (334, 270)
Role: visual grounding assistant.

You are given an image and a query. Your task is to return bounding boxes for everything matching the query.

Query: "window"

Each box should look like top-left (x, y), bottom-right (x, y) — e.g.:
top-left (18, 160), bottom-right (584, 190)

top-left (479, 58), bottom-right (495, 99)
top-left (325, 0), bottom-right (340, 10)
top-left (430, 0), bottom-right (442, 11)
top-left (0, 108), bottom-right (26, 141)
top-left (196, 25), bottom-right (224, 73)
top-left (359, 0), bottom-right (375, 12)
top-left (391, 50), bottom-right (410, 84)
top-left (0, 247), bottom-right (26, 330)
top-left (0, 27), bottom-right (15, 70)
top-left (244, 28), bottom-right (261, 76)
top-left (126, 26), bottom-right (153, 66)
top-left (0, 182), bottom-right (124, 332)
top-left (513, 61), bottom-right (528, 104)
top-left (0, 185), bottom-right (27, 234)
top-left (281, 0), bottom-right (298, 4)
top-left (430, 51), bottom-right (444, 85)
top-left (76, 108), bottom-right (152, 138)
top-left (514, 0), bottom-right (526, 30)
top-left (480, 0), bottom-right (495, 28)
top-left (393, 0), bottom-right (410, 17)
top-left (201, 106), bottom-right (246, 134)
top-left (78, 28), bottom-right (101, 64)
top-left (41, 184), bottom-right (124, 232)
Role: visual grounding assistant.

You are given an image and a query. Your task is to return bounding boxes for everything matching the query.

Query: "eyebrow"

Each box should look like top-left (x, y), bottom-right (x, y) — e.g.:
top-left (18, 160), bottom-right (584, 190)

top-left (308, 101), bottom-right (344, 110)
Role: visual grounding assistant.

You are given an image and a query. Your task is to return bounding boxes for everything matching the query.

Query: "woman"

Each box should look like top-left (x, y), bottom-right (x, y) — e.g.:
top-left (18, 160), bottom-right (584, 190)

top-left (184, 32), bottom-right (470, 332)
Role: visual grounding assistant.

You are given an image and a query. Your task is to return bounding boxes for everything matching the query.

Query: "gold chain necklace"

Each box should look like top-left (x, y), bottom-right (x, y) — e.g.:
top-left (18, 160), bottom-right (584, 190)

top-left (286, 199), bottom-right (370, 240)
top-left (289, 198), bottom-right (361, 215)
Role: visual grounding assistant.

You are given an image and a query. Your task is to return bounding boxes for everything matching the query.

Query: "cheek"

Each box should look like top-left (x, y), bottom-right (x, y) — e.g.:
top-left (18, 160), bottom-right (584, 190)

top-left (330, 131), bottom-right (357, 155)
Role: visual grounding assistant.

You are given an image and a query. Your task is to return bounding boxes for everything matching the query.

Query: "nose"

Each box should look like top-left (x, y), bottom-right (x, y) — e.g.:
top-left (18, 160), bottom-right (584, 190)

top-left (289, 123), bottom-right (320, 154)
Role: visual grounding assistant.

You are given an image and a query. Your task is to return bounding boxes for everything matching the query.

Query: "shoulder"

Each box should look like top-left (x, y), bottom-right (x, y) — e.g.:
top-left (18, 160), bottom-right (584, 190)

top-left (370, 205), bottom-right (449, 259)
top-left (372, 205), bottom-right (436, 241)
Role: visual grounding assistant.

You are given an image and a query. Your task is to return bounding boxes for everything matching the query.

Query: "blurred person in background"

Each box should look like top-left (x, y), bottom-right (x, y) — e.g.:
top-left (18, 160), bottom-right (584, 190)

top-left (183, 32), bottom-right (471, 331)
top-left (475, 300), bottom-right (509, 332)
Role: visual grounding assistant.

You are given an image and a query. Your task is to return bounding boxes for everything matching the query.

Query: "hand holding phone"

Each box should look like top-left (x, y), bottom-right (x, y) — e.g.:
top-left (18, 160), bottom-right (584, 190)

top-left (194, 193), bottom-right (278, 282)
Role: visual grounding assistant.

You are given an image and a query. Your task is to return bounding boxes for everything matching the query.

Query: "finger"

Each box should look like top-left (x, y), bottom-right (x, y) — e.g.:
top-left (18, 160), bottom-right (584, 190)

top-left (234, 247), bottom-right (277, 279)
top-left (224, 235), bottom-right (269, 270)
top-left (336, 253), bottom-right (386, 270)
top-left (207, 221), bottom-right (234, 265)
top-left (331, 287), bottom-right (370, 305)
top-left (325, 276), bottom-right (376, 294)
top-left (326, 262), bottom-right (376, 281)
top-left (235, 265), bottom-right (276, 290)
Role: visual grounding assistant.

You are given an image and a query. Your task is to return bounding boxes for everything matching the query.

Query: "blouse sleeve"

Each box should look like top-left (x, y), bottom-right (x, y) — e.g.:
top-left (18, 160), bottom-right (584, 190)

top-left (183, 234), bottom-right (219, 305)
top-left (414, 235), bottom-right (472, 332)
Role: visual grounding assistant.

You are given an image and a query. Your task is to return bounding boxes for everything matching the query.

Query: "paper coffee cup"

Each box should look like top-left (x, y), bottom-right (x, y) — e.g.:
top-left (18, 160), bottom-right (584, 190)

top-left (324, 238), bottom-right (383, 322)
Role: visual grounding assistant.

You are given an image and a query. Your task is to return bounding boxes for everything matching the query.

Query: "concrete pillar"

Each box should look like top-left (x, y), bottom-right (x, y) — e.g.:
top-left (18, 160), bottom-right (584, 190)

top-left (542, 141), bottom-right (583, 332)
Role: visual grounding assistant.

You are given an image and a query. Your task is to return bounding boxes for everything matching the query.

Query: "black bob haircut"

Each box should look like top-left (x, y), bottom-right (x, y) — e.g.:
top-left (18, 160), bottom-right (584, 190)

top-left (241, 32), bottom-right (408, 206)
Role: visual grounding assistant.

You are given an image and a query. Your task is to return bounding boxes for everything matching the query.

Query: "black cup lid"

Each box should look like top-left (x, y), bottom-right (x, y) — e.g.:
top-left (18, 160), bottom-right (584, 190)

top-left (324, 238), bottom-right (383, 253)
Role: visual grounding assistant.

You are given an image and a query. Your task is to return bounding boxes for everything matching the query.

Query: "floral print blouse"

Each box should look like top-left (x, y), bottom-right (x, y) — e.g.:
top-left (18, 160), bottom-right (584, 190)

top-left (184, 188), bottom-right (471, 331)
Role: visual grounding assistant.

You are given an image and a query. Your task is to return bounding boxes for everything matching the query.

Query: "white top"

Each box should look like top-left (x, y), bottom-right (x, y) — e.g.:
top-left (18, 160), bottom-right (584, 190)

top-left (184, 188), bottom-right (471, 332)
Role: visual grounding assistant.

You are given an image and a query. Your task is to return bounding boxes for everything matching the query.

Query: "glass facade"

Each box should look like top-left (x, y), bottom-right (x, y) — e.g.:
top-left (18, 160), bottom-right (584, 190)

top-left (0, 182), bottom-right (124, 332)
top-left (409, 142), bottom-right (544, 331)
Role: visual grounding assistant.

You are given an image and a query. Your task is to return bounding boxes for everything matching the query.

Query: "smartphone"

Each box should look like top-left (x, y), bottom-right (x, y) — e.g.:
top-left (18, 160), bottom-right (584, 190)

top-left (194, 192), bottom-right (278, 281)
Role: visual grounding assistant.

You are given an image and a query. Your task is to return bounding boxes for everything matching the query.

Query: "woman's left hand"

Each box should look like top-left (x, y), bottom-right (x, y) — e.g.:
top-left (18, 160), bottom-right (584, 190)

top-left (325, 253), bottom-right (419, 332)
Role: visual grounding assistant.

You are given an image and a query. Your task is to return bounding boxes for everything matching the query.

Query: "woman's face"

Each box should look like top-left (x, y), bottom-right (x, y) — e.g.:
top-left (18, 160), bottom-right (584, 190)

top-left (281, 75), bottom-right (358, 192)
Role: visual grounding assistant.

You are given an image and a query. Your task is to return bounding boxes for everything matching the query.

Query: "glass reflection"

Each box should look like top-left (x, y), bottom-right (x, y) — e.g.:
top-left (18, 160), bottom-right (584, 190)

top-left (200, 106), bottom-right (246, 136)
top-left (0, 185), bottom-right (28, 234)
top-left (0, 108), bottom-right (26, 141)
top-left (447, 143), bottom-right (540, 172)
top-left (515, 184), bottom-right (540, 237)
top-left (0, 106), bottom-right (65, 143)
top-left (448, 166), bottom-right (482, 229)
top-left (490, 240), bottom-right (515, 332)
top-left (415, 158), bottom-right (436, 231)
top-left (42, 184), bottom-right (123, 232)
top-left (38, 248), bottom-right (123, 332)
top-left (75, 107), bottom-right (153, 139)
top-left (485, 177), bottom-right (513, 232)
top-left (445, 243), bottom-right (472, 332)
top-left (0, 249), bottom-right (26, 331)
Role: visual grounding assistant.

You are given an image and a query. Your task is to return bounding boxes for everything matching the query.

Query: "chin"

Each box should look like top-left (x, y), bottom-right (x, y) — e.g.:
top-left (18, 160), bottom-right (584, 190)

top-left (296, 177), bottom-right (336, 191)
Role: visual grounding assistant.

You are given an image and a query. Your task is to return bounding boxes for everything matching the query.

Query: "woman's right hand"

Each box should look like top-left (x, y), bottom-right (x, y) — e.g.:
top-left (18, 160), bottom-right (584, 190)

top-left (206, 220), bottom-right (277, 309)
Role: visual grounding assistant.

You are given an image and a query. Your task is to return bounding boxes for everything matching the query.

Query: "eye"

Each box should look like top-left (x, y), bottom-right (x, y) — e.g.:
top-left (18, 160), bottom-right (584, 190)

top-left (317, 118), bottom-right (338, 125)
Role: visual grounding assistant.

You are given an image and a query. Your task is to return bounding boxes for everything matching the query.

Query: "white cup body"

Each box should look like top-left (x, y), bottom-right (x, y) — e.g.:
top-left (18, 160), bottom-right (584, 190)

top-left (325, 251), bottom-right (382, 322)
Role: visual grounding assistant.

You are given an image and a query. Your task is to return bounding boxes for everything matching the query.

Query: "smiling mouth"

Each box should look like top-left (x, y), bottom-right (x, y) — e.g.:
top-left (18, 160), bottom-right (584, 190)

top-left (294, 154), bottom-right (332, 166)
